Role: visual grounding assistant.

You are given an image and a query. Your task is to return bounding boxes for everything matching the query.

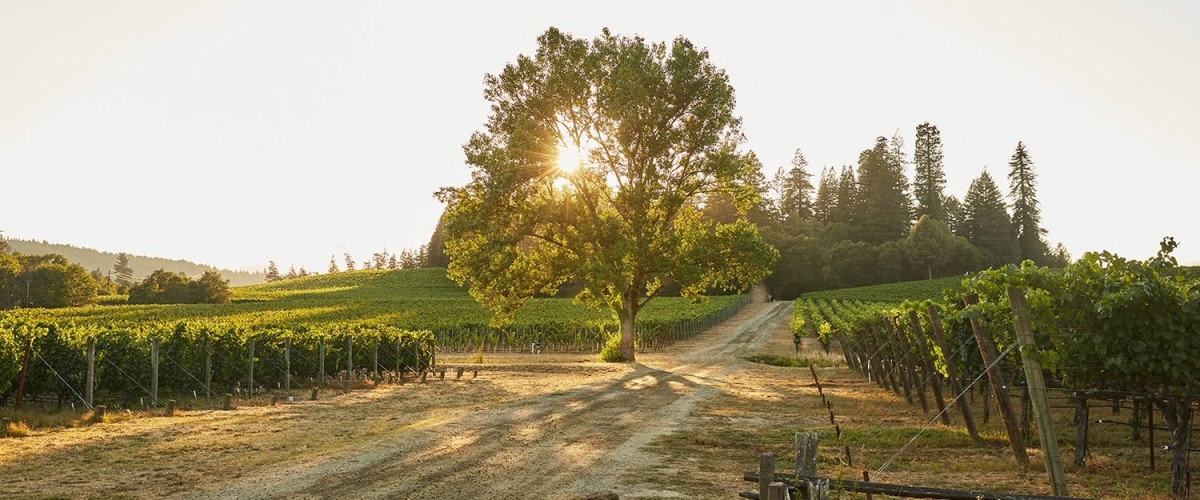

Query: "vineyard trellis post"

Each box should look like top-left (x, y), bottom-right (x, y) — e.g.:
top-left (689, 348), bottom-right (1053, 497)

top-left (247, 337), bottom-right (255, 400)
top-left (346, 336), bottom-right (353, 392)
top-left (14, 335), bottom-right (32, 411)
top-left (372, 339), bottom-right (379, 383)
top-left (86, 336), bottom-right (95, 407)
top-left (318, 338), bottom-right (326, 387)
top-left (204, 337), bottom-right (212, 398)
top-left (284, 337), bottom-right (291, 392)
top-left (926, 305), bottom-right (980, 440)
top-left (890, 317), bottom-right (927, 413)
top-left (150, 336), bottom-right (160, 407)
top-left (908, 311), bottom-right (949, 424)
top-left (1006, 287), bottom-right (1068, 496)
top-left (963, 293), bottom-right (1029, 466)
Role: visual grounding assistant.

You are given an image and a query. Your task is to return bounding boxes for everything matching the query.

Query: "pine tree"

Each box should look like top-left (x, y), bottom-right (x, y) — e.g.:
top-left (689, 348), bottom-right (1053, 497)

top-left (0, 229), bottom-right (10, 255)
top-left (112, 252), bottom-right (135, 287)
top-left (912, 122), bottom-right (947, 220)
top-left (855, 136), bottom-right (912, 244)
top-left (328, 255), bottom-right (339, 273)
top-left (1007, 141), bottom-right (1048, 263)
top-left (285, 265), bottom-right (298, 280)
top-left (942, 194), bottom-right (964, 236)
top-left (830, 165), bottom-right (858, 225)
top-left (812, 167), bottom-right (837, 223)
top-left (961, 169), bottom-right (1017, 265)
top-left (388, 253), bottom-right (399, 269)
top-left (343, 252), bottom-right (356, 271)
top-left (774, 148), bottom-right (815, 222)
top-left (265, 261), bottom-right (281, 282)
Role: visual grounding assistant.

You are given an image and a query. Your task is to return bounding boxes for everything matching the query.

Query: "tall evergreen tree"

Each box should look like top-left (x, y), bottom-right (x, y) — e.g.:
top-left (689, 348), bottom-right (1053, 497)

top-left (961, 169), bottom-right (1017, 265)
top-left (1007, 141), bottom-right (1048, 263)
top-left (942, 194), bottom-right (964, 236)
top-left (830, 165), bottom-right (858, 225)
top-left (328, 255), bottom-right (339, 273)
top-left (812, 167), bottom-right (837, 223)
top-left (112, 252), bottom-right (134, 287)
top-left (265, 261), bottom-right (281, 282)
top-left (343, 252), bottom-right (356, 271)
top-left (855, 136), bottom-right (912, 244)
top-left (0, 229), bottom-right (10, 255)
top-left (912, 122), bottom-right (947, 220)
top-left (774, 148), bottom-right (815, 222)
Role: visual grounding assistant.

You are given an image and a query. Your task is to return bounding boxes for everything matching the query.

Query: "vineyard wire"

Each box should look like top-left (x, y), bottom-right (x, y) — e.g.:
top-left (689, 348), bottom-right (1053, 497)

top-left (102, 356), bottom-right (154, 401)
top-left (34, 352), bottom-right (93, 411)
top-left (875, 340), bottom-right (1019, 476)
top-left (159, 350), bottom-right (218, 398)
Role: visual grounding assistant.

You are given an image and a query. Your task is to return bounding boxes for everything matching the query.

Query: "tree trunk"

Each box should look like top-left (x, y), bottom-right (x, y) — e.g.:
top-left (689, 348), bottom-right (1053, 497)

top-left (619, 300), bottom-right (637, 363)
top-left (1157, 398), bottom-right (1193, 498)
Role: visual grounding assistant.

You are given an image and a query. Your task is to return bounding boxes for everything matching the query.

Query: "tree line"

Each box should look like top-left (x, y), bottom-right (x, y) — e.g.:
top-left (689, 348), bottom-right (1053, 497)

top-left (0, 231), bottom-right (230, 308)
top-left (729, 123), bottom-right (1068, 299)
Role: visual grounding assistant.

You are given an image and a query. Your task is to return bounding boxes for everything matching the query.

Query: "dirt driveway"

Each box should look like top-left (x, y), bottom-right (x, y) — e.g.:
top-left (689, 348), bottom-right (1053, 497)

top-left (0, 302), bottom-right (791, 499)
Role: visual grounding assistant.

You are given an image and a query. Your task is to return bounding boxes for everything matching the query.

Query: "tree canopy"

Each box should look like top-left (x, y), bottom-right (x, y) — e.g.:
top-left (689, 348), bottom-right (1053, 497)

top-left (438, 27), bottom-right (777, 361)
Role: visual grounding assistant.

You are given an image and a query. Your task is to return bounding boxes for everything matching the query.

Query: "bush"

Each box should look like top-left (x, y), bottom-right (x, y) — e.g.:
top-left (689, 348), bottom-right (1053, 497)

top-left (598, 333), bottom-right (623, 362)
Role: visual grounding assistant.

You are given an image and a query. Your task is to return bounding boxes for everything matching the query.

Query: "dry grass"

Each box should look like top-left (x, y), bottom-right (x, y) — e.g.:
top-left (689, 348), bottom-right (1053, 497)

top-left (639, 333), bottom-right (1177, 498)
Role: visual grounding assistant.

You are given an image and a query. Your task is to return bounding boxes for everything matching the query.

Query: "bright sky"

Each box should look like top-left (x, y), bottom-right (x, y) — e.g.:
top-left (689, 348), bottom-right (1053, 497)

top-left (2, 1), bottom-right (1198, 271)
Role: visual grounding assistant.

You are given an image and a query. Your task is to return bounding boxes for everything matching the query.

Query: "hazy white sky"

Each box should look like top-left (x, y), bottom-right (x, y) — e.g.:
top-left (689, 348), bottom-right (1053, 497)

top-left (2, 1), bottom-right (1198, 271)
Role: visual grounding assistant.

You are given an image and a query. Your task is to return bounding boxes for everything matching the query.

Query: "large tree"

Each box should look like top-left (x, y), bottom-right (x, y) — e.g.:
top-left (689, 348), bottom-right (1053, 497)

top-left (811, 166), bottom-right (837, 223)
top-left (912, 122), bottom-right (947, 220)
top-left (112, 252), bottom-right (134, 287)
top-left (829, 165), bottom-right (858, 225)
top-left (774, 148), bottom-right (814, 222)
top-left (1007, 141), bottom-right (1048, 263)
top-left (855, 136), bottom-right (912, 244)
top-left (438, 28), bottom-right (777, 362)
top-left (961, 169), bottom-right (1017, 266)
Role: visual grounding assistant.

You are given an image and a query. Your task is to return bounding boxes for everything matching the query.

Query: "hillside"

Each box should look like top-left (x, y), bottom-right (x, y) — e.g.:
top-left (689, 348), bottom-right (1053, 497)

top-left (12, 267), bottom-right (743, 335)
top-left (6, 238), bottom-right (265, 286)
top-left (799, 275), bottom-right (964, 303)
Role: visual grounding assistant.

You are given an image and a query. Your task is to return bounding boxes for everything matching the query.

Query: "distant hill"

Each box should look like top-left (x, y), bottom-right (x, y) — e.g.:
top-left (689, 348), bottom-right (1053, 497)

top-left (6, 238), bottom-right (265, 286)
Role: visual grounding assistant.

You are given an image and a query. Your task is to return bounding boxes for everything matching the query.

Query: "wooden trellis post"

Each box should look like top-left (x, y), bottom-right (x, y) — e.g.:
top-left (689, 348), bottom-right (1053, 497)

top-left (963, 294), bottom-right (1029, 466)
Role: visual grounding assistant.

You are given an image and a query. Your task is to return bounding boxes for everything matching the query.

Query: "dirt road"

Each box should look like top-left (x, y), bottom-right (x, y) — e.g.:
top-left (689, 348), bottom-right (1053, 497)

top-left (196, 301), bottom-right (789, 499)
top-left (0, 302), bottom-right (791, 499)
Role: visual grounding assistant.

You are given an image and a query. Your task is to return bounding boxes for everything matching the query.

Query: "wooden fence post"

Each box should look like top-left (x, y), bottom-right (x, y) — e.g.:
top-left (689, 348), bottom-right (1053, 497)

top-left (759, 452), bottom-right (775, 500)
top-left (346, 336), bottom-right (353, 392)
top-left (796, 432), bottom-right (818, 477)
top-left (768, 482), bottom-right (789, 500)
top-left (926, 306), bottom-right (980, 441)
top-left (150, 337), bottom-right (160, 407)
top-left (223, 393), bottom-right (233, 411)
top-left (963, 294), bottom-right (1029, 466)
top-left (94, 405), bottom-right (106, 419)
top-left (166, 399), bottom-right (176, 417)
top-left (1007, 287), bottom-right (1068, 495)
top-left (86, 336), bottom-right (96, 408)
top-left (907, 311), bottom-right (948, 423)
